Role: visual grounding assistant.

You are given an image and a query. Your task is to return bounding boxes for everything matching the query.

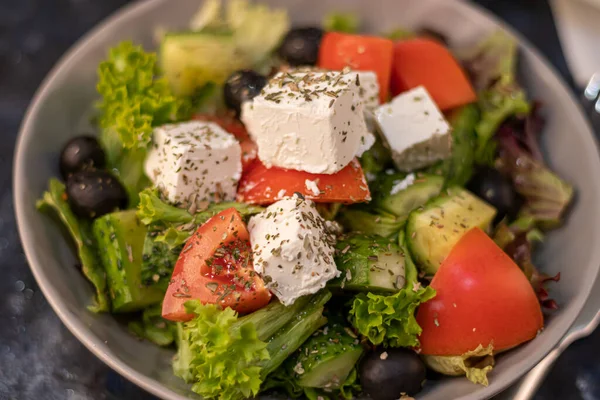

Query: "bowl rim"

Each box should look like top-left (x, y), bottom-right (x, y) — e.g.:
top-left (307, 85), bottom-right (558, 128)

top-left (13, 0), bottom-right (600, 399)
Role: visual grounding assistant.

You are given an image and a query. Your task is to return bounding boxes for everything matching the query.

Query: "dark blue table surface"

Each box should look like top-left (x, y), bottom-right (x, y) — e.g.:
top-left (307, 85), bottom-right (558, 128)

top-left (0, 0), bottom-right (598, 399)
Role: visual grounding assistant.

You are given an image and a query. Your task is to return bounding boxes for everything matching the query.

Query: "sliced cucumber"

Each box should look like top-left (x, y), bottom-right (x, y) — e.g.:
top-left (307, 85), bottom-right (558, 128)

top-left (373, 173), bottom-right (444, 219)
top-left (160, 31), bottom-right (249, 96)
top-left (330, 234), bottom-right (406, 292)
top-left (292, 320), bottom-right (364, 389)
top-left (93, 210), bottom-right (164, 312)
top-left (406, 187), bottom-right (496, 275)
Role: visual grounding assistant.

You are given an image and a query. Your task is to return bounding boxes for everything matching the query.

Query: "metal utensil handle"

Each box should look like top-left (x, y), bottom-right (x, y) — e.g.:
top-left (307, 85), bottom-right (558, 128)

top-left (501, 346), bottom-right (563, 400)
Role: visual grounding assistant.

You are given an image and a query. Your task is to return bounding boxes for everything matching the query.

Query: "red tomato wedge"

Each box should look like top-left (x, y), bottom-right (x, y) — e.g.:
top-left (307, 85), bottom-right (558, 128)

top-left (416, 228), bottom-right (543, 356)
top-left (192, 114), bottom-right (258, 170)
top-left (237, 159), bottom-right (371, 205)
top-left (162, 208), bottom-right (271, 322)
top-left (318, 32), bottom-right (394, 103)
top-left (390, 38), bottom-right (476, 111)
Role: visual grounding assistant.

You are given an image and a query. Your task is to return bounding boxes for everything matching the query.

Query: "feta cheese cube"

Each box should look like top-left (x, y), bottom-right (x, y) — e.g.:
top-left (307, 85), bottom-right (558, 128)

top-left (241, 69), bottom-right (373, 174)
top-left (374, 86), bottom-right (452, 171)
top-left (248, 195), bottom-right (339, 305)
top-left (144, 121), bottom-right (242, 206)
top-left (355, 71), bottom-right (380, 111)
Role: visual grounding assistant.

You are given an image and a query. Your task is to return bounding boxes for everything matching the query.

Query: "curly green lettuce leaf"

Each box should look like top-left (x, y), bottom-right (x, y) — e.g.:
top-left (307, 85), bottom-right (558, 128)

top-left (128, 303), bottom-right (177, 346)
top-left (97, 41), bottom-right (190, 149)
top-left (36, 179), bottom-right (109, 312)
top-left (349, 285), bottom-right (435, 348)
top-left (348, 231), bottom-right (435, 347)
top-left (138, 188), bottom-right (264, 228)
top-left (137, 188), bottom-right (194, 226)
top-left (323, 12), bottom-right (360, 33)
top-left (175, 292), bottom-right (330, 400)
top-left (423, 344), bottom-right (495, 386)
top-left (174, 302), bottom-right (269, 399)
top-left (97, 41), bottom-right (191, 205)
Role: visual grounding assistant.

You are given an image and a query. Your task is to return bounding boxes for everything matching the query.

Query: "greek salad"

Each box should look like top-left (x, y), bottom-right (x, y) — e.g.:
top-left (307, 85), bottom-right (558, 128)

top-left (37, 1), bottom-right (574, 399)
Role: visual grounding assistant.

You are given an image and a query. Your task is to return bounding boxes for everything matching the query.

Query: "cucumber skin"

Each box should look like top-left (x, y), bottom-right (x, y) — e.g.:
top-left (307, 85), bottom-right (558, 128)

top-left (406, 187), bottom-right (497, 276)
top-left (93, 210), bottom-right (165, 312)
top-left (292, 321), bottom-right (364, 389)
top-left (374, 174), bottom-right (444, 218)
top-left (329, 234), bottom-right (406, 293)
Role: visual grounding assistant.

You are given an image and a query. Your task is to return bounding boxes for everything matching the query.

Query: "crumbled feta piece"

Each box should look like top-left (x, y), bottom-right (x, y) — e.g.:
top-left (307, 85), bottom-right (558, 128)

top-left (248, 195), bottom-right (339, 305)
top-left (305, 179), bottom-right (320, 196)
top-left (375, 86), bottom-right (452, 171)
top-left (241, 69), bottom-right (373, 174)
top-left (390, 173), bottom-right (416, 195)
top-left (144, 121), bottom-right (242, 206)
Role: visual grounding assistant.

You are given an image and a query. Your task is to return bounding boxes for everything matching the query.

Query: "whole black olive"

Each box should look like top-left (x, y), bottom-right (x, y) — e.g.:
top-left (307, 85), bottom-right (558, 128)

top-left (277, 27), bottom-right (324, 66)
top-left (66, 170), bottom-right (128, 219)
top-left (360, 348), bottom-right (426, 400)
top-left (467, 166), bottom-right (522, 223)
top-left (59, 136), bottom-right (106, 179)
top-left (223, 70), bottom-right (268, 116)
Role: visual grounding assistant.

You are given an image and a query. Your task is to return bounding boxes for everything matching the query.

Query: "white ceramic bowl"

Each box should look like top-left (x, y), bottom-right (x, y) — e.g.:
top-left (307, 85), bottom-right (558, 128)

top-left (14, 0), bottom-right (600, 399)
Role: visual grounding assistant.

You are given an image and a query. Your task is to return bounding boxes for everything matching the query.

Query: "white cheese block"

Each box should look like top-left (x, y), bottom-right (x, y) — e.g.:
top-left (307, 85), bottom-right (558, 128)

top-left (248, 194), bottom-right (339, 305)
top-left (144, 121), bottom-right (242, 206)
top-left (355, 71), bottom-right (380, 111)
top-left (241, 69), bottom-right (373, 174)
top-left (374, 86), bottom-right (452, 172)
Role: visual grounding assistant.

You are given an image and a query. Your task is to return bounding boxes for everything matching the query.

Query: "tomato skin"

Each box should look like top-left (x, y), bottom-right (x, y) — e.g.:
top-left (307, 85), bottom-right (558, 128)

top-left (193, 114), bottom-right (257, 169)
top-left (162, 208), bottom-right (271, 322)
top-left (390, 38), bottom-right (476, 111)
top-left (416, 228), bottom-right (543, 356)
top-left (318, 32), bottom-right (394, 103)
top-left (237, 158), bottom-right (371, 205)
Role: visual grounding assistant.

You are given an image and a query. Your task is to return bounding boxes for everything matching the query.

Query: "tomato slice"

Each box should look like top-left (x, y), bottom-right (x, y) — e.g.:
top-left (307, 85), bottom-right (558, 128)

top-left (318, 32), bottom-right (394, 103)
top-left (237, 158), bottom-right (371, 205)
top-left (390, 38), bottom-right (476, 111)
top-left (416, 228), bottom-right (543, 356)
top-left (193, 113), bottom-right (258, 170)
top-left (162, 208), bottom-right (271, 321)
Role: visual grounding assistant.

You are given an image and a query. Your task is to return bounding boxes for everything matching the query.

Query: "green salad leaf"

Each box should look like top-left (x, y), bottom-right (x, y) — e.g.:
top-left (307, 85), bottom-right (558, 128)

top-left (97, 41), bottom-right (190, 149)
top-left (190, 0), bottom-right (289, 65)
top-left (460, 30), bottom-right (531, 165)
top-left (129, 303), bottom-right (177, 346)
top-left (423, 344), bottom-right (495, 386)
top-left (349, 285), bottom-right (435, 348)
top-left (349, 234), bottom-right (435, 347)
top-left (323, 12), bottom-right (360, 33)
top-left (96, 41), bottom-right (191, 205)
top-left (174, 292), bottom-right (331, 400)
top-left (36, 179), bottom-right (109, 312)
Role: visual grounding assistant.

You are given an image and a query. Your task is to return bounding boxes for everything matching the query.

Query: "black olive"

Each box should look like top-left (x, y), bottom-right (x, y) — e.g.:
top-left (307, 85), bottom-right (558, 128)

top-left (467, 166), bottom-right (523, 223)
top-left (418, 27), bottom-right (449, 46)
top-left (66, 170), bottom-right (128, 219)
top-left (59, 136), bottom-right (106, 179)
top-left (223, 70), bottom-right (268, 116)
top-left (360, 348), bottom-right (426, 400)
top-left (277, 27), bottom-right (324, 66)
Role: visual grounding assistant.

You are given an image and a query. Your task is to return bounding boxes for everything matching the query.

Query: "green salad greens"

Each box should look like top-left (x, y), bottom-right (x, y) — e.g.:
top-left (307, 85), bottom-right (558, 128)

top-left (36, 4), bottom-right (574, 398)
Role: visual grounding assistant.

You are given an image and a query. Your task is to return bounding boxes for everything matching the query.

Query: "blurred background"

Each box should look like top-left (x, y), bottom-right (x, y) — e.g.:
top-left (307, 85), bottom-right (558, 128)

top-left (1, 0), bottom-right (600, 399)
